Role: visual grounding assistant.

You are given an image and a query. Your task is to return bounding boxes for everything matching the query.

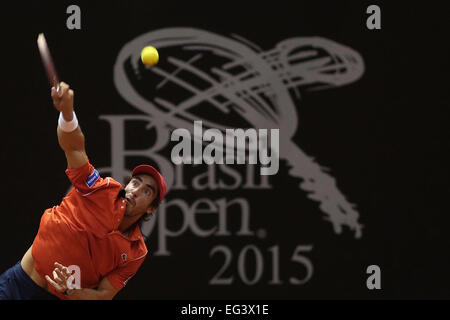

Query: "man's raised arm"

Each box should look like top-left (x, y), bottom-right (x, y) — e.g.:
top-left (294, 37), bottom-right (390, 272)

top-left (52, 82), bottom-right (88, 169)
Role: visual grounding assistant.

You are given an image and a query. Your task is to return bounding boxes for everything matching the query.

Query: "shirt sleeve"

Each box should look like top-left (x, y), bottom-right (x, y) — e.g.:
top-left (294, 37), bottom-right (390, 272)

top-left (65, 160), bottom-right (106, 195)
top-left (106, 256), bottom-right (147, 291)
top-left (64, 160), bottom-right (124, 234)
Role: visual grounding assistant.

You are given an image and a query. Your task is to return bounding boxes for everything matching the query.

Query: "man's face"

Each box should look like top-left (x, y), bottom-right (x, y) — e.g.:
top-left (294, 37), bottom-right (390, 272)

top-left (124, 174), bottom-right (158, 218)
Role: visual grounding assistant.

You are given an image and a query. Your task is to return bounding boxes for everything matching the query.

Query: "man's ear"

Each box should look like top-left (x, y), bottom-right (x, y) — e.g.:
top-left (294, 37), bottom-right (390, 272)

top-left (146, 206), bottom-right (154, 215)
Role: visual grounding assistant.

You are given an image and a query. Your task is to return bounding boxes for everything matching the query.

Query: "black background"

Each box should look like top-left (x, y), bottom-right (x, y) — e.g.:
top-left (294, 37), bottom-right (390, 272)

top-left (0, 0), bottom-right (449, 301)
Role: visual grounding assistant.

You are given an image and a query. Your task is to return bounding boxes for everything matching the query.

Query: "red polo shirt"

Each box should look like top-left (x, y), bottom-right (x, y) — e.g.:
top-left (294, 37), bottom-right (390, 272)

top-left (32, 161), bottom-right (148, 299)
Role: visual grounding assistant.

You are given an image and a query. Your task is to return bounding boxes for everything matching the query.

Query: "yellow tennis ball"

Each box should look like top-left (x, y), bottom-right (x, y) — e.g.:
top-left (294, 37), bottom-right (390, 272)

top-left (141, 46), bottom-right (159, 66)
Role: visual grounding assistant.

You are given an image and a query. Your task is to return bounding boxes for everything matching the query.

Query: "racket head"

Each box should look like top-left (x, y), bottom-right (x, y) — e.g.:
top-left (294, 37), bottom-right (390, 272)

top-left (37, 33), bottom-right (60, 93)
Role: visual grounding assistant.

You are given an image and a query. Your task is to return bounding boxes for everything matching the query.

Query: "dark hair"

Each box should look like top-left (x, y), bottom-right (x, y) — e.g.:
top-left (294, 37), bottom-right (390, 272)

top-left (123, 176), bottom-right (161, 213)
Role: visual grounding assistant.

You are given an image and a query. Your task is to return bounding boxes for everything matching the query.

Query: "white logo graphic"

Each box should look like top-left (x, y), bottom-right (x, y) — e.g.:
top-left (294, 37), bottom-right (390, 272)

top-left (171, 120), bottom-right (280, 175)
top-left (111, 27), bottom-right (364, 239)
top-left (366, 265), bottom-right (381, 289)
top-left (66, 264), bottom-right (81, 290)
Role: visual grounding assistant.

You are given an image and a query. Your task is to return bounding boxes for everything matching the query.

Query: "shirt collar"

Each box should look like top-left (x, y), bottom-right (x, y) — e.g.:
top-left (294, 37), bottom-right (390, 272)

top-left (117, 188), bottom-right (126, 199)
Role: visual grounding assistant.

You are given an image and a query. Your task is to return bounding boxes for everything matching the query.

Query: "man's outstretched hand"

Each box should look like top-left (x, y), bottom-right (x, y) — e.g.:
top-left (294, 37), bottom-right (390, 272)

top-left (51, 82), bottom-right (74, 121)
top-left (45, 262), bottom-right (74, 294)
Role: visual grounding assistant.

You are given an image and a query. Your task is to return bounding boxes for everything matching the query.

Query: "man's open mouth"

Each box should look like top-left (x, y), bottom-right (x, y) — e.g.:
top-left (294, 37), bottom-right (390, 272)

top-left (125, 195), bottom-right (135, 206)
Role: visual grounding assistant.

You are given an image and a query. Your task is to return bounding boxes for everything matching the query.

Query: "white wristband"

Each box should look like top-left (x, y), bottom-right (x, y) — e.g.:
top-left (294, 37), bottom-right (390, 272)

top-left (58, 111), bottom-right (78, 132)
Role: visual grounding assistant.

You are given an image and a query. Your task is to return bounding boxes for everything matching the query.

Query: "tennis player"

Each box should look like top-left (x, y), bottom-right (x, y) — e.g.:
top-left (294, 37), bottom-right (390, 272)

top-left (0, 82), bottom-right (166, 300)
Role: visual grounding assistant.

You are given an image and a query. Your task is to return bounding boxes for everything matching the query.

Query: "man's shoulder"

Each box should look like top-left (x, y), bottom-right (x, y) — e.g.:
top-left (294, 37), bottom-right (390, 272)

top-left (104, 176), bottom-right (123, 187)
top-left (99, 176), bottom-right (124, 194)
top-left (73, 176), bottom-right (123, 198)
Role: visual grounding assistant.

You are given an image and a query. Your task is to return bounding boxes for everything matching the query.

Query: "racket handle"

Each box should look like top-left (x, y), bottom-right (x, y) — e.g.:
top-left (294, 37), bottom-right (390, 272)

top-left (53, 77), bottom-right (61, 94)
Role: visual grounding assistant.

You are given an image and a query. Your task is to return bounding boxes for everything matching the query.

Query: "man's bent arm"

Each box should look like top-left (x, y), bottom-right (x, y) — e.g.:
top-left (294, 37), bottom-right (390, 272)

top-left (65, 277), bottom-right (119, 300)
top-left (47, 264), bottom-right (119, 300)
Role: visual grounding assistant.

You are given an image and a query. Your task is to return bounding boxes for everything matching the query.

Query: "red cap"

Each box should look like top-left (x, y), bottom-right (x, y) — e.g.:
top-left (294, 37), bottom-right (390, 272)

top-left (132, 165), bottom-right (167, 205)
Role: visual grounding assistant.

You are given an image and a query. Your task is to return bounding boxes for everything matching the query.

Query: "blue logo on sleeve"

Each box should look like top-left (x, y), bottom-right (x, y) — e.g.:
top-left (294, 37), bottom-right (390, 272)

top-left (86, 169), bottom-right (100, 188)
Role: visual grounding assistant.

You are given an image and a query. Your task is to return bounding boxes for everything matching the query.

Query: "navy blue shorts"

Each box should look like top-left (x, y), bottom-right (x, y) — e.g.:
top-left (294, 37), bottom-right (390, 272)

top-left (0, 262), bottom-right (58, 300)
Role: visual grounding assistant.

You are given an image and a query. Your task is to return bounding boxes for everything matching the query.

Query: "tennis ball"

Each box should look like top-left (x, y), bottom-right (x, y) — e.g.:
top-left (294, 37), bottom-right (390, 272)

top-left (141, 46), bottom-right (159, 66)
